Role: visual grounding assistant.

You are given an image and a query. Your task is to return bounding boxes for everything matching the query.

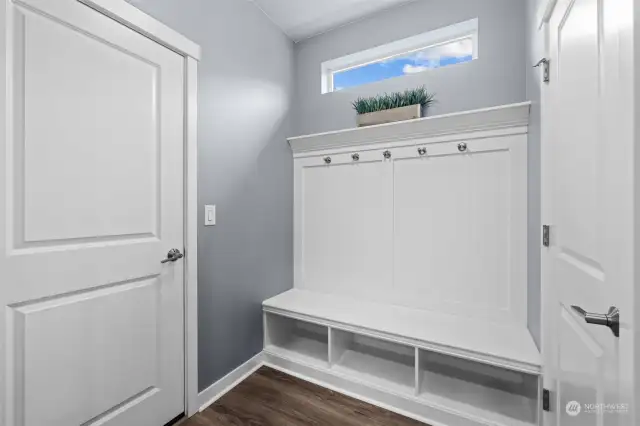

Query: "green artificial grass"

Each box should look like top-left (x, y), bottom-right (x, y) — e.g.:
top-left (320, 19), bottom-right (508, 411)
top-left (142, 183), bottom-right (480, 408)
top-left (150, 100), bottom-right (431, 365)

top-left (352, 86), bottom-right (435, 115)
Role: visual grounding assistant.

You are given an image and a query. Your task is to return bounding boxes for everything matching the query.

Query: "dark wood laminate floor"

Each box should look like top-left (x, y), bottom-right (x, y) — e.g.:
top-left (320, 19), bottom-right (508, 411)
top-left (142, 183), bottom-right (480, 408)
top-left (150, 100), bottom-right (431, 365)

top-left (181, 367), bottom-right (427, 426)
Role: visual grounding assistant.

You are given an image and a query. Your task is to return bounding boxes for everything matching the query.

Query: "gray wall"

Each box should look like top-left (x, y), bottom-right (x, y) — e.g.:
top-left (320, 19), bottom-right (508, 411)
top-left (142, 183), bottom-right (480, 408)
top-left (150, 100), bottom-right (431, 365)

top-left (525, 0), bottom-right (543, 349)
top-left (126, 0), bottom-right (295, 391)
top-left (292, 0), bottom-right (527, 136)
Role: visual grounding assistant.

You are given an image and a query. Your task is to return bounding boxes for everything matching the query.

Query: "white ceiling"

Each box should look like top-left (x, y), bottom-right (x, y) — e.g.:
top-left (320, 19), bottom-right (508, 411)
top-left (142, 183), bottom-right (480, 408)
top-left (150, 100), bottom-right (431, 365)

top-left (250, 0), bottom-right (417, 42)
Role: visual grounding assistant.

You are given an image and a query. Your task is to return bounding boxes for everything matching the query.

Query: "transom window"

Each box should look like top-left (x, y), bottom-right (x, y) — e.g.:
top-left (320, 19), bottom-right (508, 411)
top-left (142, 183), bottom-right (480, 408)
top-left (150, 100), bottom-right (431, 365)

top-left (321, 19), bottom-right (478, 94)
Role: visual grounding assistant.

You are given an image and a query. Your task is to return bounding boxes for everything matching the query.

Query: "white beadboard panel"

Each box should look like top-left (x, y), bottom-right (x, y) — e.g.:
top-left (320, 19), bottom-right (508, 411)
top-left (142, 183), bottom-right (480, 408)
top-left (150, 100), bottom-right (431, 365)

top-left (292, 103), bottom-right (528, 327)
top-left (392, 136), bottom-right (527, 325)
top-left (394, 148), bottom-right (510, 312)
top-left (299, 156), bottom-right (393, 301)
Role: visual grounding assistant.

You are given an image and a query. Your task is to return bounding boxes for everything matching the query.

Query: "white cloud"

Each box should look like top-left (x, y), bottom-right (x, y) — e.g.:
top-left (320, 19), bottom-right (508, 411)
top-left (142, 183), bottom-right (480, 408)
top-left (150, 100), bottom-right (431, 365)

top-left (403, 64), bottom-right (429, 74)
top-left (401, 38), bottom-right (473, 75)
top-left (406, 38), bottom-right (473, 63)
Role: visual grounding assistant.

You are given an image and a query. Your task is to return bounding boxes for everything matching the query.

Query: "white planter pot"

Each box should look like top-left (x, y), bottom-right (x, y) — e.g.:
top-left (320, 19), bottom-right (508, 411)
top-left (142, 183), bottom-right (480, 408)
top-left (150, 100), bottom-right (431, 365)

top-left (356, 104), bottom-right (422, 127)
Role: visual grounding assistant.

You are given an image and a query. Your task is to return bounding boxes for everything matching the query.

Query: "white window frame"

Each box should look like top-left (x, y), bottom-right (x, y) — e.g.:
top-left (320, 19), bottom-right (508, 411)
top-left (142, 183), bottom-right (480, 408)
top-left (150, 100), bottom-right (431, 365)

top-left (321, 18), bottom-right (479, 94)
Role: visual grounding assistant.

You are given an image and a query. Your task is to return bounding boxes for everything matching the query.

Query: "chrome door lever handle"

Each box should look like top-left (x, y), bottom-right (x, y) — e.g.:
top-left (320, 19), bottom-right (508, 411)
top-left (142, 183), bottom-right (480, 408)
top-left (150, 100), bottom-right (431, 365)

top-left (161, 248), bottom-right (184, 264)
top-left (571, 305), bottom-right (620, 337)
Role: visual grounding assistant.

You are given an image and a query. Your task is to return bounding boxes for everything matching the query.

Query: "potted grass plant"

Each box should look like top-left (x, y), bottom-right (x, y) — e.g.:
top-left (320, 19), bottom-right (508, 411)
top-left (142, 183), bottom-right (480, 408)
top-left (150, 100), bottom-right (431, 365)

top-left (352, 86), bottom-right (435, 127)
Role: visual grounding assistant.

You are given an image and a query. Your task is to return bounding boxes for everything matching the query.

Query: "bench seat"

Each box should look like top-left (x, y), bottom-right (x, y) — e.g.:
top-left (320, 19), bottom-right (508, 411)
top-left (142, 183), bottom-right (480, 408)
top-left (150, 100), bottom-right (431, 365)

top-left (263, 289), bottom-right (541, 374)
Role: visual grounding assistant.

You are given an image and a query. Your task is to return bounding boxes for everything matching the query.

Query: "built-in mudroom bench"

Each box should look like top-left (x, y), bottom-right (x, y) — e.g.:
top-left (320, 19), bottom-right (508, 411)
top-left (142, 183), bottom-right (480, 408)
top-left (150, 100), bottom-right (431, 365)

top-left (263, 102), bottom-right (541, 426)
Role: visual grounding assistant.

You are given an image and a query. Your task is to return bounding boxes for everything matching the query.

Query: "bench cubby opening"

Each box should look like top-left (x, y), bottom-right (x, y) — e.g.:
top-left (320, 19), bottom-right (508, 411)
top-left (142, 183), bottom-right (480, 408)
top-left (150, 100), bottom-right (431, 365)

top-left (329, 328), bottom-right (415, 395)
top-left (417, 349), bottom-right (539, 426)
top-left (264, 313), bottom-right (329, 368)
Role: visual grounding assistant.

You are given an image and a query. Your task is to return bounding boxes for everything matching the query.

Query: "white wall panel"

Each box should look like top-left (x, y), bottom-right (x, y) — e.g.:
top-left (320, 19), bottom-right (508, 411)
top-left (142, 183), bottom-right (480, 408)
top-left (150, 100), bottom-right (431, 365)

top-left (300, 156), bottom-right (393, 301)
top-left (393, 137), bottom-right (524, 323)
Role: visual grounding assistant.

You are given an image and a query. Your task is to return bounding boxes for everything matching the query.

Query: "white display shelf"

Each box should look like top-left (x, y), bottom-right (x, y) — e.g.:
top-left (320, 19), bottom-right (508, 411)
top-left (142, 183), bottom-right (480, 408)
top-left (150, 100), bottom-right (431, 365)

top-left (288, 102), bottom-right (531, 154)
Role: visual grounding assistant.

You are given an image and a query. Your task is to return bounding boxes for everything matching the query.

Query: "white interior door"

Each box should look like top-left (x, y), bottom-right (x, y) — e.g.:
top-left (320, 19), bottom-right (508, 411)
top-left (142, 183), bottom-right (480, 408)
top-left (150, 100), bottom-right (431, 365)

top-left (542, 0), bottom-right (635, 425)
top-left (0, 1), bottom-right (185, 425)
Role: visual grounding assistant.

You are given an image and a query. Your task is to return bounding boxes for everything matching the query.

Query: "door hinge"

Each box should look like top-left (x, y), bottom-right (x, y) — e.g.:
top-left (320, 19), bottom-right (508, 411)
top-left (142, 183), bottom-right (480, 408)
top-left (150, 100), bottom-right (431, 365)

top-left (534, 58), bottom-right (550, 83)
top-left (542, 225), bottom-right (550, 247)
top-left (543, 388), bottom-right (551, 411)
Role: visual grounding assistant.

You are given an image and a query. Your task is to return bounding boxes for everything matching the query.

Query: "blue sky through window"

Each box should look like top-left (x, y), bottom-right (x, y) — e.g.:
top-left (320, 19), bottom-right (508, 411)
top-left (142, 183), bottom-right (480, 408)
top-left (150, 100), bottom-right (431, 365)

top-left (333, 38), bottom-right (474, 91)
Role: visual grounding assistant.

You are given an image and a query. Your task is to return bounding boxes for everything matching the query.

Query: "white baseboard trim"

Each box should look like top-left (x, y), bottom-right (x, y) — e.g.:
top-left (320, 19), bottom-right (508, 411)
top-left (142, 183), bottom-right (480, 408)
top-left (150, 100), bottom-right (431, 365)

top-left (197, 352), bottom-right (265, 412)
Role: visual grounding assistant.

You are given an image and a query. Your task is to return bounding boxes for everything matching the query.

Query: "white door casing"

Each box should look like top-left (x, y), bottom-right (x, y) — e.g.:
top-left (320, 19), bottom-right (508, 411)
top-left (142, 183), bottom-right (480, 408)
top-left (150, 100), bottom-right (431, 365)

top-left (541, 0), bottom-right (635, 424)
top-left (0, 0), bottom-right (190, 425)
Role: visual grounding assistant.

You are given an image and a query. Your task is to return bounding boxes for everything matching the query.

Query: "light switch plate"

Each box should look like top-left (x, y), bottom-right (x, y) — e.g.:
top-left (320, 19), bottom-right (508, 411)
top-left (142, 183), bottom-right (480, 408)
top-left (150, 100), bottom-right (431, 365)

top-left (204, 205), bottom-right (216, 226)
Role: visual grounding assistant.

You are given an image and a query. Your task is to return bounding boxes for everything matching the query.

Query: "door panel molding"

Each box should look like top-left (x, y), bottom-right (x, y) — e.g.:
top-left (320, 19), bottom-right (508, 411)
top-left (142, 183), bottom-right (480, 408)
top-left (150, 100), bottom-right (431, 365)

top-left (14, 277), bottom-right (160, 426)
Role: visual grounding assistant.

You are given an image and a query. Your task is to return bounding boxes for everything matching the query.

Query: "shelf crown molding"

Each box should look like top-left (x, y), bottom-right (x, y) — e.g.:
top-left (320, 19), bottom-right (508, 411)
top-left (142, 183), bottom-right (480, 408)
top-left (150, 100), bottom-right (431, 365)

top-left (288, 102), bottom-right (531, 154)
